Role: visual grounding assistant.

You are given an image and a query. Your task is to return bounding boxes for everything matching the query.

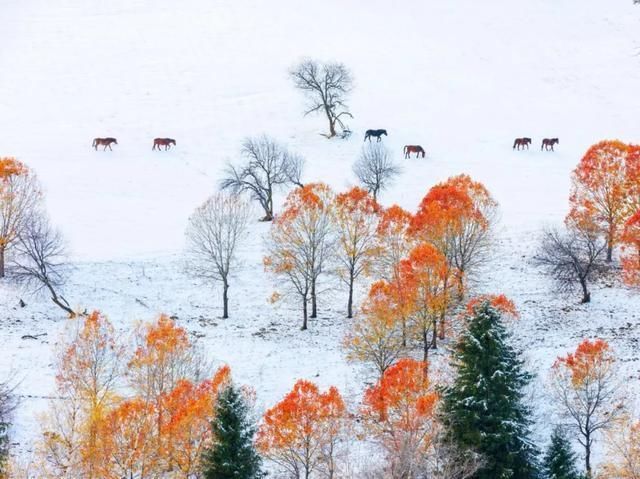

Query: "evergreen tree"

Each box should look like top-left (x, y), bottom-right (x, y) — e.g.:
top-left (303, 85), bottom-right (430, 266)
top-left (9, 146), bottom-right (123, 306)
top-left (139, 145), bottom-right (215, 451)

top-left (440, 302), bottom-right (539, 479)
top-left (0, 421), bottom-right (8, 476)
top-left (201, 384), bottom-right (263, 479)
top-left (542, 426), bottom-right (582, 479)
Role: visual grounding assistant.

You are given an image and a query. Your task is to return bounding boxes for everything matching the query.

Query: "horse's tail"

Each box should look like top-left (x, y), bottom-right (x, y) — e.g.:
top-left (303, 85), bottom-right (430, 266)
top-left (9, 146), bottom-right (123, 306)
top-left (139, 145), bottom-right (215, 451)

top-left (92, 138), bottom-right (97, 147)
top-left (403, 145), bottom-right (408, 154)
top-left (513, 139), bottom-right (518, 149)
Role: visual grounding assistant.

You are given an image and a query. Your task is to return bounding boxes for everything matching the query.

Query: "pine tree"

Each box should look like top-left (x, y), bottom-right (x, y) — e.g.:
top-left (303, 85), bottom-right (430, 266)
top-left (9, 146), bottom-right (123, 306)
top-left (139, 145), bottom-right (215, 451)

top-left (201, 384), bottom-right (263, 479)
top-left (542, 426), bottom-right (582, 479)
top-left (0, 421), bottom-right (8, 477)
top-left (440, 302), bottom-right (539, 479)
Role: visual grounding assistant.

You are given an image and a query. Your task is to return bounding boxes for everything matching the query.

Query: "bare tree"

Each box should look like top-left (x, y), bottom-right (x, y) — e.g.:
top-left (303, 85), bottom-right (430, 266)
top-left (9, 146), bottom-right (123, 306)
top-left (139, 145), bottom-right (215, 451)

top-left (290, 59), bottom-right (354, 138)
top-left (10, 211), bottom-right (74, 316)
top-left (353, 144), bottom-right (401, 202)
top-left (284, 151), bottom-right (305, 189)
top-left (534, 224), bottom-right (607, 303)
top-left (0, 158), bottom-right (42, 278)
top-left (185, 193), bottom-right (250, 319)
top-left (220, 136), bottom-right (302, 221)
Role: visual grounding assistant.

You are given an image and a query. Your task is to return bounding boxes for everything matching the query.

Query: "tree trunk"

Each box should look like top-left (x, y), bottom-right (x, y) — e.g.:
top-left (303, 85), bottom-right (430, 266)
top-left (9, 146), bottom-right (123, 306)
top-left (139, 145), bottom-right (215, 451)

top-left (222, 280), bottom-right (229, 319)
top-left (580, 279), bottom-right (591, 303)
top-left (606, 236), bottom-right (613, 262)
top-left (301, 296), bottom-right (308, 331)
top-left (45, 281), bottom-right (75, 317)
top-left (325, 105), bottom-right (336, 138)
top-left (347, 271), bottom-right (354, 319)
top-left (430, 319), bottom-right (438, 349)
top-left (422, 329), bottom-right (429, 364)
top-left (456, 272), bottom-right (465, 302)
top-left (0, 245), bottom-right (5, 278)
top-left (438, 310), bottom-right (446, 340)
top-left (585, 436), bottom-right (591, 477)
top-left (402, 316), bottom-right (407, 347)
top-left (311, 280), bottom-right (317, 318)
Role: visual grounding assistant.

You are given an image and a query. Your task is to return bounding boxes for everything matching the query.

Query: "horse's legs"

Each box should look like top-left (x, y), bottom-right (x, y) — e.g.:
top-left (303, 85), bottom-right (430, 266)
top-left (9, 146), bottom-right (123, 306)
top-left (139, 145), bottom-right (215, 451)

top-left (108, 144), bottom-right (112, 151)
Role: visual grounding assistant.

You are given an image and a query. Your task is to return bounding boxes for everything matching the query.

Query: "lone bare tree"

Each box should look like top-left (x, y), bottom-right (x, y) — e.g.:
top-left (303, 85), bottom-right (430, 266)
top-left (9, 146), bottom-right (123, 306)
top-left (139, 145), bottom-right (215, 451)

top-left (290, 59), bottom-right (353, 138)
top-left (11, 211), bottom-right (74, 316)
top-left (185, 193), bottom-right (250, 319)
top-left (220, 136), bottom-right (303, 221)
top-left (534, 223), bottom-right (607, 303)
top-left (353, 143), bottom-right (401, 201)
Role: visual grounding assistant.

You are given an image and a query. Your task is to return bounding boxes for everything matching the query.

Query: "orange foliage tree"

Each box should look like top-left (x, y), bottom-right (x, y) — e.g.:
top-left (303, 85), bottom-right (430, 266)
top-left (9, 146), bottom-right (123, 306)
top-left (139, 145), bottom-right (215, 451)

top-left (157, 368), bottom-right (230, 476)
top-left (257, 380), bottom-right (346, 479)
top-left (39, 311), bottom-right (123, 479)
top-left (0, 157), bottom-right (42, 278)
top-left (334, 186), bottom-right (381, 318)
top-left (343, 280), bottom-right (407, 378)
top-left (361, 358), bottom-right (439, 479)
top-left (600, 415), bottom-right (640, 479)
top-left (264, 183), bottom-right (335, 330)
top-left (38, 312), bottom-right (231, 479)
top-left (126, 314), bottom-right (229, 475)
top-left (399, 243), bottom-right (448, 363)
top-left (95, 398), bottom-right (156, 479)
top-left (621, 210), bottom-right (640, 287)
top-left (375, 204), bottom-right (413, 284)
top-left (550, 339), bottom-right (624, 476)
top-left (410, 175), bottom-right (497, 302)
top-left (568, 140), bottom-right (640, 261)
top-left (465, 294), bottom-right (519, 320)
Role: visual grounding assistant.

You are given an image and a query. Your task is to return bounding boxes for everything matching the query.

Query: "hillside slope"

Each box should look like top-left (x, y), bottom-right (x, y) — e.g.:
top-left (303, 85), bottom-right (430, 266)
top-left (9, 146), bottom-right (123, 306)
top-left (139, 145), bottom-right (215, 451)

top-left (0, 0), bottom-right (639, 468)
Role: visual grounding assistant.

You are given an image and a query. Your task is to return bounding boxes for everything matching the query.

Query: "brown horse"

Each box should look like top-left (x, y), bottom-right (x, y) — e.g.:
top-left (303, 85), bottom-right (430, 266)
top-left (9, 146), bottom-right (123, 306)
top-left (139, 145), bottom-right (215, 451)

top-left (541, 138), bottom-right (559, 151)
top-left (92, 137), bottom-right (118, 151)
top-left (513, 137), bottom-right (531, 150)
top-left (404, 145), bottom-right (425, 158)
top-left (153, 138), bottom-right (176, 150)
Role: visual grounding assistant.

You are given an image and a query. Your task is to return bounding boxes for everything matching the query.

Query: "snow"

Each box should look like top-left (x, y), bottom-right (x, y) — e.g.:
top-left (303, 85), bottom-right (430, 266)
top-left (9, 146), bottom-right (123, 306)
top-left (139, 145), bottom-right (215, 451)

top-left (1, 0), bottom-right (640, 471)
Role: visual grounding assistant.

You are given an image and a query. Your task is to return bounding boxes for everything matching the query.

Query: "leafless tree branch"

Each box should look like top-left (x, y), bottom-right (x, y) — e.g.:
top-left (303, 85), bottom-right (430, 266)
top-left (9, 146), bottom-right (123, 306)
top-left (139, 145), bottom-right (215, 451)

top-left (290, 59), bottom-right (354, 138)
top-left (353, 144), bottom-right (401, 202)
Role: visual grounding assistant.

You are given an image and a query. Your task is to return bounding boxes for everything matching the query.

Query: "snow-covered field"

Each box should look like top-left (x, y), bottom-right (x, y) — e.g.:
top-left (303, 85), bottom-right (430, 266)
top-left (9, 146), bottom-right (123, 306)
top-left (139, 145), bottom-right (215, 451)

top-left (1, 0), bottom-right (639, 468)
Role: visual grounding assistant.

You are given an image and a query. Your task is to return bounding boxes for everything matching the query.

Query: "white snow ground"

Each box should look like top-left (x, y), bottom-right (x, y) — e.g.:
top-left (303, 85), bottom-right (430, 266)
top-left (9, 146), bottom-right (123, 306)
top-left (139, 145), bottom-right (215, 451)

top-left (1, 0), bottom-right (639, 471)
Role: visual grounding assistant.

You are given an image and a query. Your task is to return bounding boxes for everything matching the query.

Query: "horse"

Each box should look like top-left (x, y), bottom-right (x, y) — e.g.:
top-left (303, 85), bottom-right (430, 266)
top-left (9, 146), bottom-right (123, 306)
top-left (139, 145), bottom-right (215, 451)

top-left (403, 145), bottom-right (425, 158)
top-left (513, 137), bottom-right (531, 150)
top-left (153, 138), bottom-right (176, 150)
top-left (541, 138), bottom-right (559, 151)
top-left (364, 129), bottom-right (387, 142)
top-left (92, 137), bottom-right (118, 151)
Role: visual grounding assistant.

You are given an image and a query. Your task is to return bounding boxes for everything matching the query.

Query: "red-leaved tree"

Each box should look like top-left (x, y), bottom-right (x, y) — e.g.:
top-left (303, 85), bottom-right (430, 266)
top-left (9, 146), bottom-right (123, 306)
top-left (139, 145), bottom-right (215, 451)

top-left (257, 380), bottom-right (346, 479)
top-left (361, 358), bottom-right (439, 479)
top-left (568, 140), bottom-right (640, 261)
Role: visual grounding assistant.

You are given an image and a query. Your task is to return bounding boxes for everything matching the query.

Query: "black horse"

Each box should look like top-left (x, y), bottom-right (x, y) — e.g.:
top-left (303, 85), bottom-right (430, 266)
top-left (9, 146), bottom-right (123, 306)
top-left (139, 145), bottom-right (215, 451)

top-left (364, 129), bottom-right (388, 142)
